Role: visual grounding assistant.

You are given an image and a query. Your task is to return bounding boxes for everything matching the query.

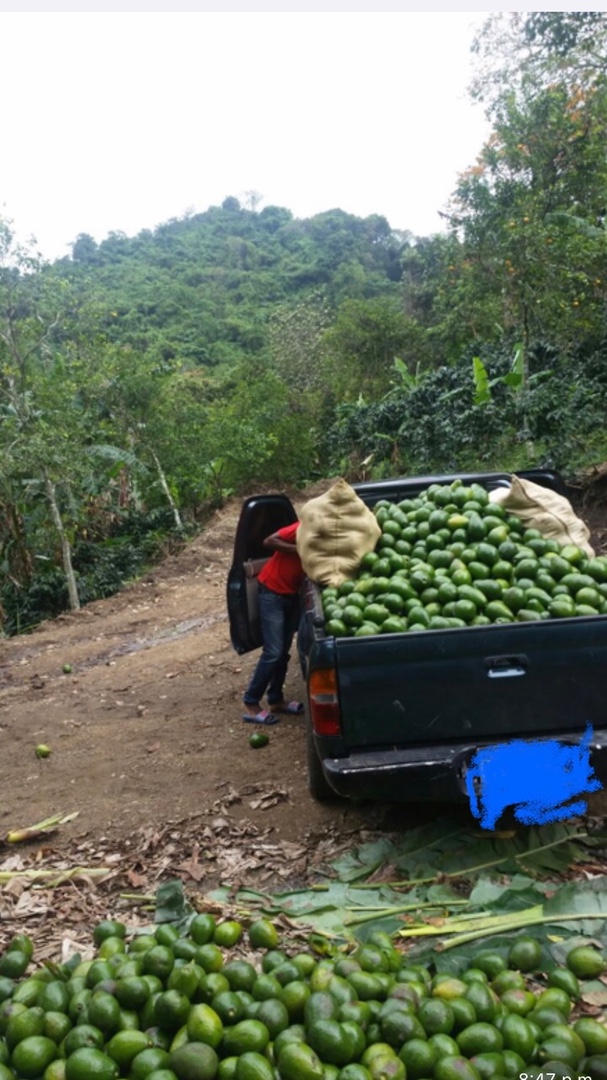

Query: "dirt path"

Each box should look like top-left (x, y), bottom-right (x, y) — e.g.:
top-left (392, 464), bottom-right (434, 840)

top-left (0, 499), bottom-right (388, 878)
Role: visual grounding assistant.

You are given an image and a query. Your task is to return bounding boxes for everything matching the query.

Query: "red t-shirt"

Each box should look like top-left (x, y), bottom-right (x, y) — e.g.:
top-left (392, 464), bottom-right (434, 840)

top-left (258, 522), bottom-right (304, 595)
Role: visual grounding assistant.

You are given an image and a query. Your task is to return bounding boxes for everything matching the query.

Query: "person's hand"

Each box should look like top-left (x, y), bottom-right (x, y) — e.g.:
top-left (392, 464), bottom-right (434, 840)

top-left (264, 532), bottom-right (298, 554)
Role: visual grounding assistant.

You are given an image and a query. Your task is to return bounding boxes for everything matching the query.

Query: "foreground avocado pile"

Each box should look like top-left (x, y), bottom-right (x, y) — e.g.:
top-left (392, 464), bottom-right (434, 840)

top-left (1, 916), bottom-right (607, 1080)
top-left (322, 480), bottom-right (607, 636)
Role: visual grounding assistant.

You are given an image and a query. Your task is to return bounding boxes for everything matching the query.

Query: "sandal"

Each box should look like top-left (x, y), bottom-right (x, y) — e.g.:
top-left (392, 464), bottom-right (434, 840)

top-left (269, 701), bottom-right (304, 716)
top-left (242, 710), bottom-right (280, 726)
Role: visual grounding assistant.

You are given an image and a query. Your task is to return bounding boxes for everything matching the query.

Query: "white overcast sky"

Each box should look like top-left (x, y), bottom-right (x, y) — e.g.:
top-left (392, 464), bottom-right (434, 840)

top-left (2, 11), bottom-right (497, 260)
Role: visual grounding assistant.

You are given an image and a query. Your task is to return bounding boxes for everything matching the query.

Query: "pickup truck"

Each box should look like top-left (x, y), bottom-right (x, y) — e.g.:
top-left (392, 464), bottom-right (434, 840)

top-left (227, 470), bottom-right (607, 807)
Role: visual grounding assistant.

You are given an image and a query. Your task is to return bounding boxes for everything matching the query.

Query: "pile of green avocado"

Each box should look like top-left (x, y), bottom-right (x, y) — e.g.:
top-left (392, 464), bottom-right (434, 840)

top-left (322, 480), bottom-right (607, 636)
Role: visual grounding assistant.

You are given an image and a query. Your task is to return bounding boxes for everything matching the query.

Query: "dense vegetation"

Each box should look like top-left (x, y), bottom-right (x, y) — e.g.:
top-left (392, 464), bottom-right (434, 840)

top-left (2, 12), bottom-right (607, 634)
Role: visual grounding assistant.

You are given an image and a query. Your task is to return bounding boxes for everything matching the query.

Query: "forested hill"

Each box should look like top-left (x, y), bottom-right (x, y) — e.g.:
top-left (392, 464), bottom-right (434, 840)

top-left (0, 199), bottom-right (413, 633)
top-left (54, 201), bottom-right (404, 369)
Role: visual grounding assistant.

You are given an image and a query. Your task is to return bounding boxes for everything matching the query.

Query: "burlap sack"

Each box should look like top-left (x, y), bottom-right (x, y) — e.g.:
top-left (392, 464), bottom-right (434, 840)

top-left (296, 478), bottom-right (381, 587)
top-left (489, 475), bottom-right (594, 557)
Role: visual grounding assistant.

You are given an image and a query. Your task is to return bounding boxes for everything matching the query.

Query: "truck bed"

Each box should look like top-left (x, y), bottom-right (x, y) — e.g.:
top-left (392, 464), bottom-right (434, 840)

top-left (331, 611), bottom-right (607, 747)
top-left (302, 469), bottom-right (607, 803)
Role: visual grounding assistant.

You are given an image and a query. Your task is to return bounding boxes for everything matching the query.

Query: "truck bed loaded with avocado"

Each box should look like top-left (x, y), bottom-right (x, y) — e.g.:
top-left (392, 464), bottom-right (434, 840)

top-left (228, 470), bottom-right (607, 806)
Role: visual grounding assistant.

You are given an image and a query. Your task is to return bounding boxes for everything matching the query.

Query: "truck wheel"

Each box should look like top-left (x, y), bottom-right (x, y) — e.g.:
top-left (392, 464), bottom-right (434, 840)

top-left (306, 708), bottom-right (338, 802)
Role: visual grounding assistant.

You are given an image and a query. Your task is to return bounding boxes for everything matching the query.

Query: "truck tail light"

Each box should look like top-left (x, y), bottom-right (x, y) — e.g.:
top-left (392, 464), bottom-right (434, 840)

top-left (308, 667), bottom-right (341, 736)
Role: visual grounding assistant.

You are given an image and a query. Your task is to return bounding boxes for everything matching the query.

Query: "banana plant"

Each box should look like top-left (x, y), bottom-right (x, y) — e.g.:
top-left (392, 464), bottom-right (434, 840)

top-left (472, 343), bottom-right (526, 406)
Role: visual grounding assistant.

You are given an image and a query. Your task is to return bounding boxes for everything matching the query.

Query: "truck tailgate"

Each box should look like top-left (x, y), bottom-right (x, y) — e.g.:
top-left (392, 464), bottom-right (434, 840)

top-left (334, 617), bottom-right (607, 747)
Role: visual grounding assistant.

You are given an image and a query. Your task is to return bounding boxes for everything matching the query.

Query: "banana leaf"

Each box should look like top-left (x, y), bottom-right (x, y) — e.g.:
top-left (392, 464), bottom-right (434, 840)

top-left (467, 873), bottom-right (543, 907)
top-left (202, 878), bottom-right (471, 944)
top-left (417, 931), bottom-right (556, 976)
top-left (331, 818), bottom-right (607, 885)
top-left (155, 879), bottom-right (195, 929)
top-left (331, 836), bottom-right (406, 882)
top-left (543, 876), bottom-right (607, 936)
top-left (407, 877), bottom-right (607, 971)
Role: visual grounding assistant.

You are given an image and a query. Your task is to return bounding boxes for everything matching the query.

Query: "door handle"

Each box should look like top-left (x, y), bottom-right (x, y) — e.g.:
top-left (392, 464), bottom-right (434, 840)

top-left (485, 654), bottom-right (528, 679)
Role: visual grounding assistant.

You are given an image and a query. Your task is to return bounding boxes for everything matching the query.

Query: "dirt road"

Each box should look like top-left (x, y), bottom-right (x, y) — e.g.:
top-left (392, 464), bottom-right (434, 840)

top-left (0, 498), bottom-right (391, 888)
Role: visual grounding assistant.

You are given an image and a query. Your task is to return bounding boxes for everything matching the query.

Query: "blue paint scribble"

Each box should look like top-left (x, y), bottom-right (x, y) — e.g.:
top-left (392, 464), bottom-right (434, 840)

top-left (466, 725), bottom-right (602, 829)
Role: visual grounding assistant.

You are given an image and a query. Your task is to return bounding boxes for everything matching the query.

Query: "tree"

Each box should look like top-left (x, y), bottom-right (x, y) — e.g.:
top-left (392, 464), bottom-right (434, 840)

top-left (443, 42), bottom-right (607, 374)
top-left (0, 221), bottom-right (90, 608)
top-left (525, 13), bottom-right (607, 61)
top-left (95, 346), bottom-right (187, 530)
top-left (241, 190), bottom-right (263, 212)
top-left (267, 294), bottom-right (334, 393)
top-left (471, 12), bottom-right (607, 111)
top-left (321, 296), bottom-right (429, 399)
top-left (71, 233), bottom-right (100, 264)
top-left (198, 360), bottom-right (317, 492)
top-left (398, 233), bottom-right (467, 363)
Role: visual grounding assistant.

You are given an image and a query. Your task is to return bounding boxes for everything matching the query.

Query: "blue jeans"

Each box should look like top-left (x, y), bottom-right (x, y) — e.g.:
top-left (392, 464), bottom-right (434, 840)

top-left (244, 586), bottom-right (301, 707)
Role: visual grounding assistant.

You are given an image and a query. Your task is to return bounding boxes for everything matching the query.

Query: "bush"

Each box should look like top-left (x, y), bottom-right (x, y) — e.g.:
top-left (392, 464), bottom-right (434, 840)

top-left (322, 341), bottom-right (607, 478)
top-left (1, 508), bottom-right (187, 636)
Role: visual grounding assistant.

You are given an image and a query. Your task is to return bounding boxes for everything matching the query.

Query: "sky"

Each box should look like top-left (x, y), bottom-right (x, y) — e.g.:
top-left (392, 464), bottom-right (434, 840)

top-left (0, 11), bottom-right (495, 262)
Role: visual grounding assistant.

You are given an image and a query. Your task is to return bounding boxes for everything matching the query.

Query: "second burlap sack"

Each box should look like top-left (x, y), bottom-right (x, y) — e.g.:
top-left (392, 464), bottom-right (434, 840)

top-left (489, 474), bottom-right (594, 557)
top-left (297, 478), bottom-right (381, 587)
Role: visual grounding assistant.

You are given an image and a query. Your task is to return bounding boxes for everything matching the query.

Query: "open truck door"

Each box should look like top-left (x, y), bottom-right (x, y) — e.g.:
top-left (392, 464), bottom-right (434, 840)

top-left (227, 494), bottom-right (298, 655)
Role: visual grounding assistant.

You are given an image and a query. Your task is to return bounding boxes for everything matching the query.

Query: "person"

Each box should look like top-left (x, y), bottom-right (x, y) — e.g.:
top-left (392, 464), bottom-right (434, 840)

top-left (242, 521), bottom-right (305, 725)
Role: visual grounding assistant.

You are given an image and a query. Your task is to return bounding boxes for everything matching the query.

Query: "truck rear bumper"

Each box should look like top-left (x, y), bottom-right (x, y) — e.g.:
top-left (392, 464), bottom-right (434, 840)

top-left (321, 730), bottom-right (607, 803)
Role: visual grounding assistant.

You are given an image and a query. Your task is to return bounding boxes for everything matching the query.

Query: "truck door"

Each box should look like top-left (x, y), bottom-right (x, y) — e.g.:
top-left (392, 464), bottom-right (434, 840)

top-left (227, 495), bottom-right (298, 655)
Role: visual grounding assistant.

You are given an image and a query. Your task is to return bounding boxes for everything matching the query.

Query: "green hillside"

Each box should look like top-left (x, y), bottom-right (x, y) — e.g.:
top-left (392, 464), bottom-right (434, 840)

top-left (55, 201), bottom-right (403, 369)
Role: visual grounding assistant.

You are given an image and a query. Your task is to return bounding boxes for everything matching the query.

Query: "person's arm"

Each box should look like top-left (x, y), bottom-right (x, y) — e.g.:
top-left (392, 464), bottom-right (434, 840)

top-left (263, 530), bottom-right (298, 554)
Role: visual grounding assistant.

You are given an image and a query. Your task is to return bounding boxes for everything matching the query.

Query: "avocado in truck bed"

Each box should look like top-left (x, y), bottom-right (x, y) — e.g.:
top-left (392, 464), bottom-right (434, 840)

top-left (320, 477), bottom-right (607, 635)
